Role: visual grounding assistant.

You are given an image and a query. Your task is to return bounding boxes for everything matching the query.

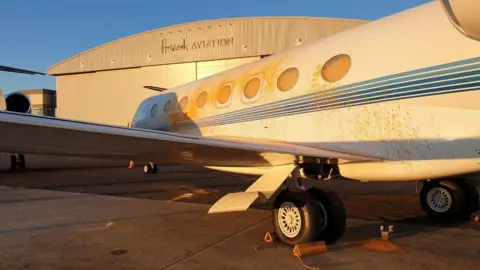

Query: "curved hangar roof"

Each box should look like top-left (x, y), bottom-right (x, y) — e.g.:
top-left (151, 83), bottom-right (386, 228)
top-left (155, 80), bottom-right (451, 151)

top-left (47, 17), bottom-right (367, 75)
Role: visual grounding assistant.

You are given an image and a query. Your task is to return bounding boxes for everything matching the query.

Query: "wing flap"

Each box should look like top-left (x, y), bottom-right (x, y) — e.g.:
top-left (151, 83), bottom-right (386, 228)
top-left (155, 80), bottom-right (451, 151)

top-left (0, 112), bottom-right (378, 167)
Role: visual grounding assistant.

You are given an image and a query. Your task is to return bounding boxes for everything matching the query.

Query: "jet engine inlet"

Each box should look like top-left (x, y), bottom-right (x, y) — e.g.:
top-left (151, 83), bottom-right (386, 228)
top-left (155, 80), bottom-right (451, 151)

top-left (440, 0), bottom-right (480, 41)
top-left (1, 91), bottom-right (31, 114)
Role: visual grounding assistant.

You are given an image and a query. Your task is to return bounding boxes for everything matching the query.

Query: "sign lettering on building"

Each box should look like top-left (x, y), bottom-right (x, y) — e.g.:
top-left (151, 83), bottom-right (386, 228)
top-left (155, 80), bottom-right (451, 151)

top-left (161, 38), bottom-right (234, 54)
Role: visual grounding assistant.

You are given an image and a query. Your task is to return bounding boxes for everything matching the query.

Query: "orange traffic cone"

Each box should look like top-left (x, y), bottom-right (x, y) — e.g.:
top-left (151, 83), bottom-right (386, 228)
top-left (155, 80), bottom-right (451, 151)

top-left (128, 161), bottom-right (135, 169)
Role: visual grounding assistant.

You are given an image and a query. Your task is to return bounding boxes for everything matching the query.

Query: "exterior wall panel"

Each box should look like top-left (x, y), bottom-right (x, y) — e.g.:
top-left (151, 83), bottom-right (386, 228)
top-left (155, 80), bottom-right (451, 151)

top-left (196, 57), bottom-right (260, 79)
top-left (56, 63), bottom-right (196, 126)
top-left (47, 17), bottom-right (366, 75)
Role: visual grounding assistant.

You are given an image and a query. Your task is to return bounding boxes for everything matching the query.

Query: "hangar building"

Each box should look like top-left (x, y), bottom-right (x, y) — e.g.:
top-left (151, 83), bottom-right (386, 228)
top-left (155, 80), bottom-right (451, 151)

top-left (47, 17), bottom-right (367, 126)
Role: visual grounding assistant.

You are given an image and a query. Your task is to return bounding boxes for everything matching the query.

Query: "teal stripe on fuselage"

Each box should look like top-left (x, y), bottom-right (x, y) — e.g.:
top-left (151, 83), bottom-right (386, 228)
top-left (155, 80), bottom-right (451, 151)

top-left (195, 70), bottom-right (480, 127)
top-left (156, 56), bottom-right (480, 131)
top-left (194, 57), bottom-right (480, 126)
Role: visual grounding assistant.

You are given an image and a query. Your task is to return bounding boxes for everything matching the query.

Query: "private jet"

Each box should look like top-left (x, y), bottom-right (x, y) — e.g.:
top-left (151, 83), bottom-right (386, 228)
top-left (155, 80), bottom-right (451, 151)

top-left (0, 0), bottom-right (479, 246)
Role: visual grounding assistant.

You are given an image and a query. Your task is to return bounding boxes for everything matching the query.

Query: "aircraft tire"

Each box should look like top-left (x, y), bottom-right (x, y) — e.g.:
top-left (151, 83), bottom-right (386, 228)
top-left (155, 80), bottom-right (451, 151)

top-left (420, 180), bottom-right (467, 220)
top-left (150, 162), bottom-right (157, 174)
top-left (457, 179), bottom-right (479, 216)
top-left (306, 187), bottom-right (347, 244)
top-left (272, 190), bottom-right (322, 246)
top-left (144, 162), bottom-right (157, 174)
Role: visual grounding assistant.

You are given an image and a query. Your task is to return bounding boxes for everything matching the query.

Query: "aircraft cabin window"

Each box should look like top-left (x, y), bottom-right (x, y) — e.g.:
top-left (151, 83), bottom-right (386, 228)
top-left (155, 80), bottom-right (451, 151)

top-left (163, 100), bottom-right (172, 113)
top-left (277, 67), bottom-right (299, 92)
top-left (196, 91), bottom-right (208, 108)
top-left (321, 54), bottom-right (351, 83)
top-left (179, 96), bottom-right (188, 111)
top-left (217, 85), bottom-right (232, 105)
top-left (243, 77), bottom-right (261, 99)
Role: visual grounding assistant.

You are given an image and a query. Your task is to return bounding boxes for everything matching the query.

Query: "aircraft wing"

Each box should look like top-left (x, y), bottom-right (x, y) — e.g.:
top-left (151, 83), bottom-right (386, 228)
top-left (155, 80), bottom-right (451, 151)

top-left (0, 111), bottom-right (379, 168)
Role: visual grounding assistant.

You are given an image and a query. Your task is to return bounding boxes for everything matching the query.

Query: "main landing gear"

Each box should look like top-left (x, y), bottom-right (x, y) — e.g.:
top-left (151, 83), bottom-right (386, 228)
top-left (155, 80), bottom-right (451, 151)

top-left (144, 162), bottom-right (157, 174)
top-left (271, 180), bottom-right (347, 246)
top-left (10, 154), bottom-right (26, 171)
top-left (419, 178), bottom-right (479, 220)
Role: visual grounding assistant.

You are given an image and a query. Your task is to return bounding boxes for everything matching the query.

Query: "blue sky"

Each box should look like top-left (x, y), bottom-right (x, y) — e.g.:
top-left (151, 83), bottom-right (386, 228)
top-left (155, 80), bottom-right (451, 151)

top-left (0, 0), bottom-right (431, 94)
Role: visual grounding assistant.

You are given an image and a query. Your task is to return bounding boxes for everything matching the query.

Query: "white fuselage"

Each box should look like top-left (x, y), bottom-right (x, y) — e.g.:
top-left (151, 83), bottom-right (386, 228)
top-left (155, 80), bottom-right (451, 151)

top-left (132, 0), bottom-right (480, 182)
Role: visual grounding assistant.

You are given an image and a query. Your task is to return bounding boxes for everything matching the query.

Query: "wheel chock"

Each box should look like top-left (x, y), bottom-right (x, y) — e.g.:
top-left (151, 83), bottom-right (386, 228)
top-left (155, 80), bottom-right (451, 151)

top-left (361, 224), bottom-right (404, 253)
top-left (293, 241), bottom-right (328, 257)
top-left (264, 232), bottom-right (277, 243)
top-left (471, 212), bottom-right (479, 222)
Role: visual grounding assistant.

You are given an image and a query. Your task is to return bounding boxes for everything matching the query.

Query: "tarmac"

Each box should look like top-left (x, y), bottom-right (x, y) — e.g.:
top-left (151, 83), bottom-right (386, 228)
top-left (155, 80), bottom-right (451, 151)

top-left (0, 159), bottom-right (480, 269)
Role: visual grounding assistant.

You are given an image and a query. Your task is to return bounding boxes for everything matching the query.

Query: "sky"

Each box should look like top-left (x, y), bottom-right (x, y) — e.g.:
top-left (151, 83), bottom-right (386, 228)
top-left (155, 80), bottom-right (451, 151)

top-left (0, 0), bottom-right (432, 94)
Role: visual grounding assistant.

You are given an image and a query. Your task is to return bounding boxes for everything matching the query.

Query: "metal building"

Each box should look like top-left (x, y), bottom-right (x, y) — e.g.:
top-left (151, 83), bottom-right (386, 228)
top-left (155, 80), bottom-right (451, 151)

top-left (47, 17), bottom-right (367, 126)
top-left (20, 89), bottom-right (56, 117)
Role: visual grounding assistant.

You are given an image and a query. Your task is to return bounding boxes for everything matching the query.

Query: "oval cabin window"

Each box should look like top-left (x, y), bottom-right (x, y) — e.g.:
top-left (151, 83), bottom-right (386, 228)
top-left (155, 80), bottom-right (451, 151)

top-left (163, 100), bottom-right (172, 113)
top-left (277, 67), bottom-right (299, 92)
top-left (244, 77), bottom-right (261, 99)
top-left (196, 91), bottom-right (207, 108)
top-left (217, 85), bottom-right (232, 105)
top-left (179, 96), bottom-right (188, 111)
top-left (321, 54), bottom-right (351, 83)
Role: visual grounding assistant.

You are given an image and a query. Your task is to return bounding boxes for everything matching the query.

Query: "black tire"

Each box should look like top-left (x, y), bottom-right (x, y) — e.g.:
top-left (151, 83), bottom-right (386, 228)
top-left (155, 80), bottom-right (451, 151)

top-left (272, 190), bottom-right (322, 246)
top-left (10, 155), bottom-right (16, 170)
top-left (150, 162), bottom-right (157, 174)
top-left (457, 179), bottom-right (479, 216)
top-left (307, 187), bottom-right (347, 244)
top-left (18, 155), bottom-right (26, 169)
top-left (420, 180), bottom-right (467, 220)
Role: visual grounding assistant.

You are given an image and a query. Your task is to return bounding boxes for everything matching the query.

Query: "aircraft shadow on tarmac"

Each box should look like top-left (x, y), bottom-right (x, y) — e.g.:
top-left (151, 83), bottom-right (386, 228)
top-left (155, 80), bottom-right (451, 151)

top-left (0, 165), bottom-right (478, 246)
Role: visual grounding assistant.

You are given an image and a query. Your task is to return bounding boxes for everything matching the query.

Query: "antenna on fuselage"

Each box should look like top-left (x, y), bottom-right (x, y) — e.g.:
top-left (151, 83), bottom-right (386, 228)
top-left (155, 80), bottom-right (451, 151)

top-left (144, 86), bottom-right (168, 92)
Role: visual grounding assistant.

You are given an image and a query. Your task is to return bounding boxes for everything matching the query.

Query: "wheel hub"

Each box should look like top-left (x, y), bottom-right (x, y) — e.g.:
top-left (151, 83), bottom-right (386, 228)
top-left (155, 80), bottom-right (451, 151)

top-left (427, 187), bottom-right (452, 213)
top-left (278, 202), bottom-right (302, 238)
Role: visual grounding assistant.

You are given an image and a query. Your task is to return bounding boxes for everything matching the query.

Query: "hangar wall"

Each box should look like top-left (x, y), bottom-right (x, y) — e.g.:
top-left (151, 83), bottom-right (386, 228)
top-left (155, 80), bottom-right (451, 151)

top-left (56, 57), bottom-right (260, 125)
top-left (49, 17), bottom-right (367, 126)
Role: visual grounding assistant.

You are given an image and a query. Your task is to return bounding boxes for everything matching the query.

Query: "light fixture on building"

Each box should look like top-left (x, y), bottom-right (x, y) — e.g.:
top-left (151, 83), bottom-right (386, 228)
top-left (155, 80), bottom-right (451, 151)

top-left (147, 54), bottom-right (152, 60)
top-left (295, 38), bottom-right (302, 46)
top-left (242, 44), bottom-right (247, 48)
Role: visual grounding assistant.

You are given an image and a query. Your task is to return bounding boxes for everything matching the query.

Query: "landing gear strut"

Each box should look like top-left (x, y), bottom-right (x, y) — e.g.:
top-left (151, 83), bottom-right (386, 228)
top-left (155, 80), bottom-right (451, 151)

top-left (419, 178), bottom-right (479, 220)
top-left (10, 154), bottom-right (26, 171)
top-left (144, 162), bottom-right (157, 174)
top-left (271, 180), bottom-right (347, 246)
